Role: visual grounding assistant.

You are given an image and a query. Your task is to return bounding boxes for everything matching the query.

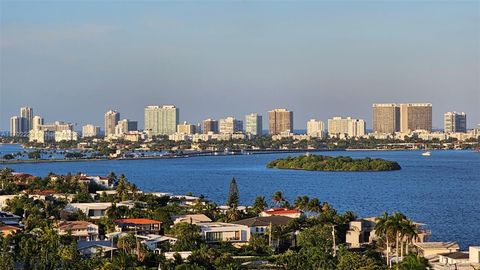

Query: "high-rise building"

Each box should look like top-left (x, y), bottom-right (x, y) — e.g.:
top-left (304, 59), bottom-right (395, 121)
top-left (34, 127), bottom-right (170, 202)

top-left (104, 110), bottom-right (120, 137)
top-left (115, 119), bottom-right (138, 136)
top-left (245, 113), bottom-right (263, 136)
top-left (144, 105), bottom-right (179, 136)
top-left (372, 104), bottom-right (400, 133)
top-left (177, 121), bottom-right (197, 134)
top-left (219, 117), bottom-right (243, 134)
top-left (29, 121), bottom-right (74, 143)
top-left (202, 119), bottom-right (219, 134)
top-left (82, 124), bottom-right (100, 138)
top-left (32, 116), bottom-right (44, 131)
top-left (327, 117), bottom-right (365, 138)
top-left (9, 116), bottom-right (20, 136)
top-left (307, 119), bottom-right (325, 138)
top-left (20, 106), bottom-right (33, 132)
top-left (268, 109), bottom-right (293, 135)
top-left (444, 112), bottom-right (467, 133)
top-left (400, 103), bottom-right (432, 132)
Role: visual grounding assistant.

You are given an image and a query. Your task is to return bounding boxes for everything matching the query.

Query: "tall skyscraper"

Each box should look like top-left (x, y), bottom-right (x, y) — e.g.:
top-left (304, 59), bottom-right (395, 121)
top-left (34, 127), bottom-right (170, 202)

top-left (202, 118), bottom-right (219, 134)
top-left (327, 117), bottom-right (365, 138)
top-left (82, 124), bottom-right (100, 138)
top-left (444, 112), bottom-right (467, 133)
top-left (268, 109), bottom-right (293, 135)
top-left (20, 106), bottom-right (33, 132)
top-left (104, 110), bottom-right (120, 137)
top-left (219, 117), bottom-right (243, 134)
top-left (307, 119), bottom-right (325, 138)
top-left (372, 104), bottom-right (400, 133)
top-left (10, 116), bottom-right (20, 136)
top-left (399, 103), bottom-right (432, 132)
top-left (32, 116), bottom-right (44, 131)
top-left (245, 113), bottom-right (263, 136)
top-left (144, 105), bottom-right (179, 136)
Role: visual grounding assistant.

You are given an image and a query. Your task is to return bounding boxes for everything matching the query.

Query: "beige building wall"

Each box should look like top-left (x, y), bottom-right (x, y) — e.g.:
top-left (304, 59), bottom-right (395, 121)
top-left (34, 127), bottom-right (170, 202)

top-left (104, 110), bottom-right (120, 137)
top-left (372, 104), bottom-right (400, 133)
top-left (177, 122), bottom-right (196, 134)
top-left (268, 109), bottom-right (293, 135)
top-left (400, 103), bottom-right (432, 133)
top-left (307, 119), bottom-right (325, 138)
top-left (202, 119), bottom-right (219, 134)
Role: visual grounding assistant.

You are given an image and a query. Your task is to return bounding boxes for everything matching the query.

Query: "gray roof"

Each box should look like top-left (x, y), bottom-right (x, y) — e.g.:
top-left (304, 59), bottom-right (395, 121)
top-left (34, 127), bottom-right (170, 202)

top-left (438, 252), bottom-right (469, 260)
top-left (232, 216), bottom-right (292, 227)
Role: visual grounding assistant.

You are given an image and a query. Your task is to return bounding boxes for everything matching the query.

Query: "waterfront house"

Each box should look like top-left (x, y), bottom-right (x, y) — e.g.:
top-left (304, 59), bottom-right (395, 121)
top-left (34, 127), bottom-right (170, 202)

top-left (135, 234), bottom-right (178, 253)
top-left (0, 211), bottom-right (22, 227)
top-left (232, 216), bottom-right (292, 235)
top-left (0, 225), bottom-right (21, 236)
top-left (164, 251), bottom-right (192, 261)
top-left (431, 247), bottom-right (480, 269)
top-left (218, 205), bottom-right (248, 214)
top-left (172, 214), bottom-right (212, 224)
top-left (259, 208), bottom-right (302, 219)
top-left (56, 221), bottom-right (99, 241)
top-left (233, 216), bottom-right (295, 249)
top-left (414, 242), bottom-right (460, 258)
top-left (77, 240), bottom-right (115, 257)
top-left (114, 218), bottom-right (161, 234)
top-left (197, 222), bottom-right (250, 244)
top-left (438, 252), bottom-right (470, 265)
top-left (65, 202), bottom-right (134, 219)
top-left (0, 195), bottom-right (18, 210)
top-left (346, 217), bottom-right (431, 248)
top-left (76, 174), bottom-right (114, 189)
top-left (345, 218), bottom-right (376, 248)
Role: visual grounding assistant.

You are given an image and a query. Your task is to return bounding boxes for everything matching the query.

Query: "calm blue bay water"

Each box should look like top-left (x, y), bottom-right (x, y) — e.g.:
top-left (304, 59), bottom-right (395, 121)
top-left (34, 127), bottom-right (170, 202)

top-left (1, 144), bottom-right (479, 248)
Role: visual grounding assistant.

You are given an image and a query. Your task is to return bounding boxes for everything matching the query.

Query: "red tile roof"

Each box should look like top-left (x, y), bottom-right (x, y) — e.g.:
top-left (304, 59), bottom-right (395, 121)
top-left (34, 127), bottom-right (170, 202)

top-left (115, 218), bottom-right (161, 225)
top-left (29, 189), bottom-right (56, 195)
top-left (0, 225), bottom-right (20, 231)
top-left (263, 208), bottom-right (301, 215)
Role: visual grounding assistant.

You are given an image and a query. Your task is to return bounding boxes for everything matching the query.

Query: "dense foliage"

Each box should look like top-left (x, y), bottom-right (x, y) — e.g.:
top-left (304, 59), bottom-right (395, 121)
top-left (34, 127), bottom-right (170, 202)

top-left (0, 168), bottom-right (425, 269)
top-left (267, 155), bottom-right (401, 171)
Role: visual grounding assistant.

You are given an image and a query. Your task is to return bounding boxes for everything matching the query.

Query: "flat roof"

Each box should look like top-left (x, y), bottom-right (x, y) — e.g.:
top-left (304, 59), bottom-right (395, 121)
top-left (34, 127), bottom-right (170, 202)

top-left (415, 242), bottom-right (459, 250)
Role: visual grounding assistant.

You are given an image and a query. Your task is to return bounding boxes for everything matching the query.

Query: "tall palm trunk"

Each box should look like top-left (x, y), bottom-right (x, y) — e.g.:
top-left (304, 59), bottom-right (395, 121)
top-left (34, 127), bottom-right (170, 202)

top-left (406, 238), bottom-right (410, 254)
top-left (400, 238), bottom-right (404, 261)
top-left (395, 232), bottom-right (400, 270)
top-left (386, 237), bottom-right (390, 268)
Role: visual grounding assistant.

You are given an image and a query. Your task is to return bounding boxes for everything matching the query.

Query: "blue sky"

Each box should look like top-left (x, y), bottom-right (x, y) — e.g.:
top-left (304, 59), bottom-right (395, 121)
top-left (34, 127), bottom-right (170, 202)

top-left (1, 1), bottom-right (479, 130)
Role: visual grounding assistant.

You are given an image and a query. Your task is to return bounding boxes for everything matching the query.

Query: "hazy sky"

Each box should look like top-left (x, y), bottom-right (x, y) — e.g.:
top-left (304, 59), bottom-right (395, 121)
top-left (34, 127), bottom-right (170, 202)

top-left (1, 1), bottom-right (479, 131)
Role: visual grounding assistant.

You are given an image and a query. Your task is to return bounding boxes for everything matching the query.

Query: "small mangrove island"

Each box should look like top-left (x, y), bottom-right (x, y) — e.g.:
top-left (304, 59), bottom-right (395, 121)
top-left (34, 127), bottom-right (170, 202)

top-left (267, 154), bottom-right (401, 171)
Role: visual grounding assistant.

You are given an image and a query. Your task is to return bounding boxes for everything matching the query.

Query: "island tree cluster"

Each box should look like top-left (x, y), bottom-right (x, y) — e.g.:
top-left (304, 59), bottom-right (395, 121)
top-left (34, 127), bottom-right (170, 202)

top-left (267, 155), bottom-right (401, 171)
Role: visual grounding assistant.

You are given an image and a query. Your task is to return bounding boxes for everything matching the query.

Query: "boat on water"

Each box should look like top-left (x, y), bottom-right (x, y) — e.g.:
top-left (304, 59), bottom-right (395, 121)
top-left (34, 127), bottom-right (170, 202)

top-left (422, 151), bottom-right (431, 156)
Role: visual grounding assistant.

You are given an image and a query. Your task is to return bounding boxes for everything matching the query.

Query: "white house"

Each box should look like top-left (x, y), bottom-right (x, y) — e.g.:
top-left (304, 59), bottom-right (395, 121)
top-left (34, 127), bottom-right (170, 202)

top-left (197, 222), bottom-right (250, 244)
top-left (56, 221), bottom-right (99, 241)
top-left (65, 202), bottom-right (134, 219)
top-left (172, 214), bottom-right (212, 224)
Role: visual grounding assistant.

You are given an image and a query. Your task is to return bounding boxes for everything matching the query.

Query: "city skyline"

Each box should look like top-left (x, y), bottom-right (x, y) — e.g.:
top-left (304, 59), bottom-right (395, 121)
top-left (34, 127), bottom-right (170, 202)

top-left (1, 1), bottom-right (479, 130)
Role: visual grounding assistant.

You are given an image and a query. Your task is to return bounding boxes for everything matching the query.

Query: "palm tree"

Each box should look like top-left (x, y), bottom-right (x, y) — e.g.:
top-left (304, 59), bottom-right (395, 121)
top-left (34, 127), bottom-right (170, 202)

top-left (252, 196), bottom-right (267, 214)
top-left (117, 233), bottom-right (137, 254)
top-left (375, 212), bottom-right (391, 266)
top-left (307, 198), bottom-right (322, 214)
top-left (387, 211), bottom-right (407, 269)
top-left (294, 196), bottom-right (310, 212)
top-left (400, 219), bottom-right (418, 259)
top-left (272, 191), bottom-right (285, 207)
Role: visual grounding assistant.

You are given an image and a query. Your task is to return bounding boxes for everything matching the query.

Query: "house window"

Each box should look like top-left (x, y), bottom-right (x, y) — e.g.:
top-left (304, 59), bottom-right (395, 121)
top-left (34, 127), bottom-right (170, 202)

top-left (206, 232), bottom-right (223, 241)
